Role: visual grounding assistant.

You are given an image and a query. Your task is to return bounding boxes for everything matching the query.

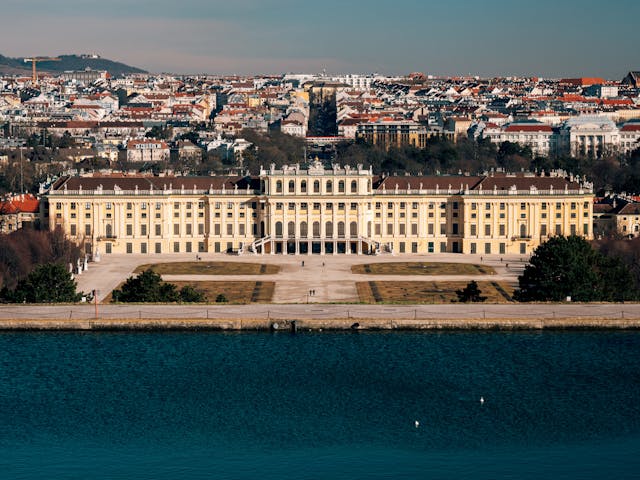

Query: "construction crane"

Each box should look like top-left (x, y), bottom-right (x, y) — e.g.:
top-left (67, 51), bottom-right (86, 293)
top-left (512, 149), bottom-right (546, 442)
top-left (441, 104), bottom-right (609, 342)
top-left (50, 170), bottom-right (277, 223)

top-left (23, 56), bottom-right (61, 84)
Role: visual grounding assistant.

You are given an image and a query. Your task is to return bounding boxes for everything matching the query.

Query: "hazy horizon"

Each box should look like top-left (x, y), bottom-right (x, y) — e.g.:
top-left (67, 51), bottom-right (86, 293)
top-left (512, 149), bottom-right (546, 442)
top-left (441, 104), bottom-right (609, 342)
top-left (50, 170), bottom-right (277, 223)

top-left (1, 0), bottom-right (638, 79)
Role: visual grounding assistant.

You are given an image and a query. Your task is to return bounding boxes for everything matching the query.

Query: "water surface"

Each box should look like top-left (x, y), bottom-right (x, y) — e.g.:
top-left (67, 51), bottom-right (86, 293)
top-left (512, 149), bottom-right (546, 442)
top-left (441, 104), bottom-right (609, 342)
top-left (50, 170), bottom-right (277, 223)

top-left (1, 331), bottom-right (639, 479)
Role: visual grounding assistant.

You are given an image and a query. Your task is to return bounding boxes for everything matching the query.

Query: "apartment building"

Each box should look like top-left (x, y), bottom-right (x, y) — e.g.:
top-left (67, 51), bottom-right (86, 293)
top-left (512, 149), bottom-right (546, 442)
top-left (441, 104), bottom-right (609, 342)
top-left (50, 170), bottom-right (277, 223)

top-left (45, 163), bottom-right (593, 257)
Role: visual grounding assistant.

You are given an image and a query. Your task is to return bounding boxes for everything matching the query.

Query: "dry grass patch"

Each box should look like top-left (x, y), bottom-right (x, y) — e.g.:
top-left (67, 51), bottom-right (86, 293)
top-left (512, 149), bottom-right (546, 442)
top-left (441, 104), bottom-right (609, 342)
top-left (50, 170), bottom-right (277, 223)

top-left (356, 280), bottom-right (514, 304)
top-left (171, 281), bottom-right (275, 303)
top-left (352, 262), bottom-right (495, 275)
top-left (134, 262), bottom-right (280, 275)
top-left (105, 281), bottom-right (275, 304)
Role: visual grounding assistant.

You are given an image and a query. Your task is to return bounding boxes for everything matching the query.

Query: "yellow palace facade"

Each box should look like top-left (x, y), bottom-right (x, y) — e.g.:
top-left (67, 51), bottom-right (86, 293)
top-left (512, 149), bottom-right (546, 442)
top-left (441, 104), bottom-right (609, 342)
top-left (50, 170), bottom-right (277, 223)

top-left (45, 162), bottom-right (593, 257)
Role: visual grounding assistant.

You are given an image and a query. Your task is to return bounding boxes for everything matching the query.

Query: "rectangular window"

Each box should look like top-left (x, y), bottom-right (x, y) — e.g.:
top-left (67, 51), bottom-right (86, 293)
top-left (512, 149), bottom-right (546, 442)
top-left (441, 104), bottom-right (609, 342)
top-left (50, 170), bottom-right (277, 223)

top-left (485, 224), bottom-right (491, 236)
top-left (239, 224), bottom-right (245, 236)
top-left (126, 242), bottom-right (133, 254)
top-left (399, 242), bottom-right (405, 253)
top-left (126, 224), bottom-right (132, 236)
top-left (411, 224), bottom-right (418, 235)
top-left (141, 224), bottom-right (147, 236)
top-left (141, 242), bottom-right (147, 254)
top-left (214, 242), bottom-right (221, 253)
top-left (227, 224), bottom-right (233, 235)
top-left (174, 242), bottom-right (180, 253)
top-left (452, 224), bottom-right (458, 234)
top-left (186, 242), bottom-right (192, 253)
top-left (412, 242), bottom-right (418, 253)
top-left (155, 243), bottom-right (161, 254)
top-left (541, 224), bottom-right (547, 236)
top-left (470, 243), bottom-right (477, 254)
top-left (155, 224), bottom-right (161, 236)
top-left (214, 224), bottom-right (221, 235)
top-left (198, 224), bottom-right (204, 235)
top-left (440, 242), bottom-right (447, 253)
top-left (186, 224), bottom-right (192, 235)
top-left (555, 224), bottom-right (561, 235)
top-left (399, 224), bottom-right (406, 235)
top-left (70, 224), bottom-right (77, 235)
top-left (174, 224), bottom-right (180, 235)
top-left (484, 243), bottom-right (491, 254)
top-left (583, 223), bottom-right (589, 235)
top-left (375, 224), bottom-right (381, 235)
top-left (499, 243), bottom-right (506, 254)
top-left (198, 242), bottom-right (205, 252)
top-left (499, 224), bottom-right (505, 236)
top-left (471, 225), bottom-right (477, 236)
top-left (428, 224), bottom-right (434, 235)
top-left (387, 224), bottom-right (393, 235)
top-left (428, 242), bottom-right (434, 253)
top-left (440, 224), bottom-right (446, 235)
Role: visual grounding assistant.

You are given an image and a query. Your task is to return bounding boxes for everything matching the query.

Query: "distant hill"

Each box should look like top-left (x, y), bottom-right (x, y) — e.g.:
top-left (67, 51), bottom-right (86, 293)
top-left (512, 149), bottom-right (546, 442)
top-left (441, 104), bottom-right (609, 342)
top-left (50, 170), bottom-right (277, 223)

top-left (0, 54), bottom-right (147, 77)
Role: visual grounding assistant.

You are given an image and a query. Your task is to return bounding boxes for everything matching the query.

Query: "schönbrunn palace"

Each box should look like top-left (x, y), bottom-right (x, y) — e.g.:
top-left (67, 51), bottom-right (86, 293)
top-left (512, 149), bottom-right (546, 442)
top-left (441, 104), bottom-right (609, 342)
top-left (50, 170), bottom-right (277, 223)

top-left (45, 161), bottom-right (594, 257)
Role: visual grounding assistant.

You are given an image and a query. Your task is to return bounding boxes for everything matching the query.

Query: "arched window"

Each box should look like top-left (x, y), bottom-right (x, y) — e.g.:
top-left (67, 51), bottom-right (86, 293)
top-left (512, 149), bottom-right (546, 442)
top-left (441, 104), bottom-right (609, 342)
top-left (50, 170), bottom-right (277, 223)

top-left (275, 221), bottom-right (283, 237)
top-left (350, 221), bottom-right (358, 237)
top-left (288, 180), bottom-right (295, 193)
top-left (326, 180), bottom-right (333, 193)
top-left (288, 221), bottom-right (295, 238)
top-left (325, 221), bottom-right (333, 238)
top-left (313, 221), bottom-right (320, 238)
top-left (520, 224), bottom-right (527, 238)
top-left (300, 221), bottom-right (308, 238)
top-left (338, 221), bottom-right (345, 238)
top-left (301, 180), bottom-right (307, 193)
top-left (338, 180), bottom-right (345, 193)
top-left (276, 180), bottom-right (282, 193)
top-left (313, 180), bottom-right (320, 193)
top-left (351, 180), bottom-right (357, 193)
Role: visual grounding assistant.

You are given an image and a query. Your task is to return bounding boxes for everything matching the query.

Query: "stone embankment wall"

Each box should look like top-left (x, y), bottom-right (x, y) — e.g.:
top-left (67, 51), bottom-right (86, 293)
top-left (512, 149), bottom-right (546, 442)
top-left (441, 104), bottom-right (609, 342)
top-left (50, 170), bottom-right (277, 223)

top-left (1, 317), bottom-right (640, 331)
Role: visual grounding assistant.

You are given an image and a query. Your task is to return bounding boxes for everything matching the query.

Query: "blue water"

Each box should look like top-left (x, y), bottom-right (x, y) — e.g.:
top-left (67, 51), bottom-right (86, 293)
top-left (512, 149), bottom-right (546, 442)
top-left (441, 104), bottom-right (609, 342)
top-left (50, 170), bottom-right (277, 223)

top-left (0, 331), bottom-right (639, 479)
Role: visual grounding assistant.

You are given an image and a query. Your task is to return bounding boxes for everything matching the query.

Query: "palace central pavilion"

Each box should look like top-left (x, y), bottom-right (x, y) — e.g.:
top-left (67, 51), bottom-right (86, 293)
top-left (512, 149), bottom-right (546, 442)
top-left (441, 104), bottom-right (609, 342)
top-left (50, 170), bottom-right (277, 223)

top-left (45, 161), bottom-right (593, 257)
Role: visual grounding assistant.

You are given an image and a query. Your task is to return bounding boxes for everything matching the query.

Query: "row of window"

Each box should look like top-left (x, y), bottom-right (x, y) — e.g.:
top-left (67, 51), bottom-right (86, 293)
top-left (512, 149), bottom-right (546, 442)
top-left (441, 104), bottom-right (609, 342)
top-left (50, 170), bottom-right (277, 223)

top-left (274, 179), bottom-right (366, 194)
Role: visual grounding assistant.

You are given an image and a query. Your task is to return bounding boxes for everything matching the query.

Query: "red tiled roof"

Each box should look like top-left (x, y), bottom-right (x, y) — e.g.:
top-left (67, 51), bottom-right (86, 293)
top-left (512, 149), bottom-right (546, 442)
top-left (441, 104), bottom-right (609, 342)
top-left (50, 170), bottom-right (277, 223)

top-left (504, 124), bottom-right (553, 132)
top-left (0, 194), bottom-right (40, 214)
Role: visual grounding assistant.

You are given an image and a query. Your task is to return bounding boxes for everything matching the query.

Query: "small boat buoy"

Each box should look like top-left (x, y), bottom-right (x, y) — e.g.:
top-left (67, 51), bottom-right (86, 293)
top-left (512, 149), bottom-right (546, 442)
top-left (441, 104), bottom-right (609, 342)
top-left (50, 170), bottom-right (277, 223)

top-left (480, 396), bottom-right (485, 405)
top-left (414, 420), bottom-right (420, 428)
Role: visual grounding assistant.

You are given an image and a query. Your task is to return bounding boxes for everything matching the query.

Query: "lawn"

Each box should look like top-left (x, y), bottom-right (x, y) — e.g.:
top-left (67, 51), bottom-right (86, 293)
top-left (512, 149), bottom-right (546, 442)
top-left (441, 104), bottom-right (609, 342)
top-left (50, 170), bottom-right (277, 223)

top-left (356, 281), bottom-right (514, 304)
top-left (106, 281), bottom-right (275, 304)
top-left (171, 281), bottom-right (275, 303)
top-left (134, 262), bottom-right (280, 275)
top-left (351, 262), bottom-right (495, 275)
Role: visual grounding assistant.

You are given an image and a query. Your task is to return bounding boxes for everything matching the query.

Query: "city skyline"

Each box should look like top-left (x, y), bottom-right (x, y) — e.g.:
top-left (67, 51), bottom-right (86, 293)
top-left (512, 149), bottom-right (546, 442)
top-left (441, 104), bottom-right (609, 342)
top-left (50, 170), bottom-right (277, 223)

top-left (1, 0), bottom-right (638, 78)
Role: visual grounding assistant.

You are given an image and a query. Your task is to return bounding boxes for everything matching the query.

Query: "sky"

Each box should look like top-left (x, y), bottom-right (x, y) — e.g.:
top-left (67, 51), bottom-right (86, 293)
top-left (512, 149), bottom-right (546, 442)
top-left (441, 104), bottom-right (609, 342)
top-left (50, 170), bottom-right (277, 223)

top-left (1, 0), bottom-right (638, 78)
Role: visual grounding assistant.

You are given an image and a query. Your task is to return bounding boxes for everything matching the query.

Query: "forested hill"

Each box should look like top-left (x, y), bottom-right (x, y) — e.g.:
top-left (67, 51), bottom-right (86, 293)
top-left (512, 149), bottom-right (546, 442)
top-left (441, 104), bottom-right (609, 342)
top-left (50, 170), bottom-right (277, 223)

top-left (0, 54), bottom-right (147, 77)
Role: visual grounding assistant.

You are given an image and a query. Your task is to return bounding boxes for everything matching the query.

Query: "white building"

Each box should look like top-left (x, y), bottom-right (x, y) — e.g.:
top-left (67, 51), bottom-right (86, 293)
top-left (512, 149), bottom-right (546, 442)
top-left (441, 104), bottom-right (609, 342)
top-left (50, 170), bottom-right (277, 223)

top-left (559, 116), bottom-right (620, 158)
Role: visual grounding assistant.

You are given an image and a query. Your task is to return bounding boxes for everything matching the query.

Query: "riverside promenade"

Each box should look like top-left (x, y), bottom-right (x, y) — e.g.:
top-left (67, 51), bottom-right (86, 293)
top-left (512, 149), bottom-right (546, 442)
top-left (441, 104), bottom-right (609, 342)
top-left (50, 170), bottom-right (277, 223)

top-left (2, 253), bottom-right (639, 330)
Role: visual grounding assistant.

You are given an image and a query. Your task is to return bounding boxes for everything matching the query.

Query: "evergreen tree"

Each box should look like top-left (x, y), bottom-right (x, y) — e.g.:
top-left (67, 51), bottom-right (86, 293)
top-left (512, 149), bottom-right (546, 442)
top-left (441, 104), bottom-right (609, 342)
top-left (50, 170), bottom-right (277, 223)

top-left (2, 263), bottom-right (81, 303)
top-left (455, 280), bottom-right (487, 303)
top-left (515, 235), bottom-right (638, 302)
